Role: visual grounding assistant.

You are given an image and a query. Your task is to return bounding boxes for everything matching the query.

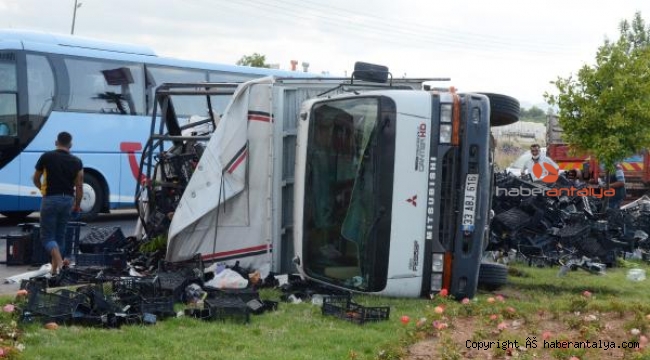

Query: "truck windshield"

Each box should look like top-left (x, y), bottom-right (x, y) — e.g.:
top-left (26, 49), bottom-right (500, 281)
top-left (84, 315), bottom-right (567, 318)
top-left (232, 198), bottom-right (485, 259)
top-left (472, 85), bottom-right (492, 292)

top-left (302, 97), bottom-right (387, 291)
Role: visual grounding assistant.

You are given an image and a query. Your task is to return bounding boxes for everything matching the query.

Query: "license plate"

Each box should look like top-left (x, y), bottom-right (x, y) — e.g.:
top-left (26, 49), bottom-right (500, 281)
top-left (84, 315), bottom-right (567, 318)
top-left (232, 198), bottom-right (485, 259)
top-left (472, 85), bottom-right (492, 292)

top-left (461, 174), bottom-right (479, 232)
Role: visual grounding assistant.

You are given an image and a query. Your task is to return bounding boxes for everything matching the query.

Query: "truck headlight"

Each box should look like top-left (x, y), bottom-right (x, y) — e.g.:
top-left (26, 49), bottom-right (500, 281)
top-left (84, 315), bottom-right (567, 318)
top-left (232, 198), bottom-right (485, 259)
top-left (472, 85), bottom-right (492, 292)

top-left (431, 273), bottom-right (443, 291)
top-left (440, 104), bottom-right (452, 123)
top-left (439, 124), bottom-right (452, 143)
top-left (432, 253), bottom-right (444, 272)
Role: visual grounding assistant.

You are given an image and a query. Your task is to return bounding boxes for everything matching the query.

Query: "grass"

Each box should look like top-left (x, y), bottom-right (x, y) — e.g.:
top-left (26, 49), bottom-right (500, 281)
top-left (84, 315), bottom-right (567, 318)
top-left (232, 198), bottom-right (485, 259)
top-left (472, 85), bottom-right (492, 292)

top-left (2, 261), bottom-right (650, 359)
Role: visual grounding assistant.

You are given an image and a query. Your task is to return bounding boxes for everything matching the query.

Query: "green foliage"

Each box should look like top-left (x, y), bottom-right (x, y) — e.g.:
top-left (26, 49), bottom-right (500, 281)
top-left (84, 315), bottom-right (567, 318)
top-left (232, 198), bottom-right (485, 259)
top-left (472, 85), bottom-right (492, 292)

top-left (236, 53), bottom-right (270, 68)
top-left (545, 12), bottom-right (650, 171)
top-left (520, 106), bottom-right (547, 124)
top-left (139, 234), bottom-right (167, 253)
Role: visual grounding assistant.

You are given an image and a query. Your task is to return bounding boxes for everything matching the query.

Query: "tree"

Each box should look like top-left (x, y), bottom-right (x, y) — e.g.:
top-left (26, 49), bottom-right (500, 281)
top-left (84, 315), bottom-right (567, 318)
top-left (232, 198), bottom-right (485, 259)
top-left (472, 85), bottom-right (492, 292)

top-left (236, 53), bottom-right (270, 68)
top-left (544, 12), bottom-right (650, 172)
top-left (520, 106), bottom-right (547, 123)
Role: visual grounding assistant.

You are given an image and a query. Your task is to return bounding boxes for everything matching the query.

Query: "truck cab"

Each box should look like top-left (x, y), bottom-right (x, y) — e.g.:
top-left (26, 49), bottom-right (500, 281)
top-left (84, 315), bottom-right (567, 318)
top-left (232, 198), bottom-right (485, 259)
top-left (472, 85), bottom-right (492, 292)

top-left (294, 86), bottom-right (518, 299)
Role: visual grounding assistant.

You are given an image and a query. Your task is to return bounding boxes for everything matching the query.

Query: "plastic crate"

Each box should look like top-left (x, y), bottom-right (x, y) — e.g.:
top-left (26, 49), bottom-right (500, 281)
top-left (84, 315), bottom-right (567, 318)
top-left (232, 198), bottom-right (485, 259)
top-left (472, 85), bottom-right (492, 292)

top-left (21, 222), bottom-right (85, 266)
top-left (158, 254), bottom-right (204, 274)
top-left (76, 252), bottom-right (127, 271)
top-left (321, 296), bottom-right (390, 325)
top-left (4, 233), bottom-right (32, 265)
top-left (185, 307), bottom-right (211, 320)
top-left (23, 289), bottom-right (88, 321)
top-left (79, 226), bottom-right (125, 254)
top-left (140, 296), bottom-right (175, 318)
top-left (204, 297), bottom-right (250, 324)
top-left (205, 287), bottom-right (260, 303)
top-left (112, 277), bottom-right (160, 299)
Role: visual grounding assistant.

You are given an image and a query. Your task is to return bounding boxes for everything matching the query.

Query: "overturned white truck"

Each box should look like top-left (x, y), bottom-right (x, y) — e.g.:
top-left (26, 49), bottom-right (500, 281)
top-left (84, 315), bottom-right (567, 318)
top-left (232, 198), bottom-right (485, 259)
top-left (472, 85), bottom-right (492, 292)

top-left (138, 65), bottom-right (519, 299)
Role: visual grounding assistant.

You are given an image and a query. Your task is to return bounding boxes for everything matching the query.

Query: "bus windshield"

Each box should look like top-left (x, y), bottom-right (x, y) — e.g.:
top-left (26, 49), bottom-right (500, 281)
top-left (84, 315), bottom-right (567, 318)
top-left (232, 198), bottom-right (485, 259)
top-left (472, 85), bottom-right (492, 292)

top-left (301, 97), bottom-right (389, 292)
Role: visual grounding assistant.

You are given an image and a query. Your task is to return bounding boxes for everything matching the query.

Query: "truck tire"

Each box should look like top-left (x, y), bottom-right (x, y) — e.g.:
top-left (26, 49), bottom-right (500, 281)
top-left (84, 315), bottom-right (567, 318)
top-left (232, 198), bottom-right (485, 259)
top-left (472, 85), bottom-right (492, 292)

top-left (79, 173), bottom-right (104, 221)
top-left (478, 262), bottom-right (508, 290)
top-left (481, 93), bottom-right (520, 127)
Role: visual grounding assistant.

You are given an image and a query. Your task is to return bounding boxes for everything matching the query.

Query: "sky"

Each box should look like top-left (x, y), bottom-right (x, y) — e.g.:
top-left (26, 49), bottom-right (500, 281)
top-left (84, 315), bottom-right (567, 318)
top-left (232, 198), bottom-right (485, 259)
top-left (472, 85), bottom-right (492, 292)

top-left (1, 0), bottom-right (650, 107)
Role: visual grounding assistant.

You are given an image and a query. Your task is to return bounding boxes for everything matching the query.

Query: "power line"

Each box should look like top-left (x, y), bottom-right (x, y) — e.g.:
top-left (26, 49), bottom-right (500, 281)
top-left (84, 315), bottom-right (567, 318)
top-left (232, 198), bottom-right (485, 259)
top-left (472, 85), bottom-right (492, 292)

top-left (218, 0), bottom-right (580, 57)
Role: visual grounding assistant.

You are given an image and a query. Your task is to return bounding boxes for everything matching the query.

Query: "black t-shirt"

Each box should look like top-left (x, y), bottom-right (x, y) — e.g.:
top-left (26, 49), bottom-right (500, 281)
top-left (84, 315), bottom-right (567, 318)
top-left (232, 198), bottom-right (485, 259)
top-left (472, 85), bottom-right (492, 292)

top-left (35, 149), bottom-right (83, 196)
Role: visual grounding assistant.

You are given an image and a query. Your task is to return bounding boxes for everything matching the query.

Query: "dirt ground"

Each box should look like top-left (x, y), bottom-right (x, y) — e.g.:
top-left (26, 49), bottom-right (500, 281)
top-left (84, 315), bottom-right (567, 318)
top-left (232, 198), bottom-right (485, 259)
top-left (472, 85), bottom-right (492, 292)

top-left (404, 289), bottom-right (648, 360)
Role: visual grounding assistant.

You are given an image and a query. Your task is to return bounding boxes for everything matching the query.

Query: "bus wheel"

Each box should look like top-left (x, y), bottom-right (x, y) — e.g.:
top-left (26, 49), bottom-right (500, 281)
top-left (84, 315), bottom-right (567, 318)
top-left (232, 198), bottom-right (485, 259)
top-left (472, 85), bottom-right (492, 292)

top-left (480, 93), bottom-right (520, 127)
top-left (80, 174), bottom-right (104, 221)
top-left (0, 211), bottom-right (33, 221)
top-left (478, 262), bottom-right (508, 290)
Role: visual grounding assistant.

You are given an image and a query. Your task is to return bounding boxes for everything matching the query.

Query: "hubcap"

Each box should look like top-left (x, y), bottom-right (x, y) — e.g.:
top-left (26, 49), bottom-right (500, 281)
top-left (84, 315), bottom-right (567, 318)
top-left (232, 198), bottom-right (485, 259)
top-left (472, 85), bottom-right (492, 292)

top-left (80, 183), bottom-right (96, 213)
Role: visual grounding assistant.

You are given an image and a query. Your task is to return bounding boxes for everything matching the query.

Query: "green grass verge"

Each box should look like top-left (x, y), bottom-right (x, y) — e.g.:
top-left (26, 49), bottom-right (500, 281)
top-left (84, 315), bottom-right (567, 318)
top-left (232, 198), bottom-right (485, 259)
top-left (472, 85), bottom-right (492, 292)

top-left (2, 261), bottom-right (650, 359)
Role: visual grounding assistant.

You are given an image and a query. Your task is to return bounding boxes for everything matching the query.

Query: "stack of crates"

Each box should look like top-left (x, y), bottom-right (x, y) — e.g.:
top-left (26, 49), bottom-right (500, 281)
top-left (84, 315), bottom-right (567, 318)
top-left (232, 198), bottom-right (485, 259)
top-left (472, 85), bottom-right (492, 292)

top-left (75, 226), bottom-right (127, 271)
top-left (3, 222), bottom-right (84, 266)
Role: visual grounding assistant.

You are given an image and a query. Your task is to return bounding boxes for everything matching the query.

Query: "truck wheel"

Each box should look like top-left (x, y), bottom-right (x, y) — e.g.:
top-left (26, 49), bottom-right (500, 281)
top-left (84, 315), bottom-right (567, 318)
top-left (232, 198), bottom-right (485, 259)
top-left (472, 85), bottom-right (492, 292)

top-left (478, 262), bottom-right (508, 290)
top-left (481, 93), bottom-right (520, 127)
top-left (79, 173), bottom-right (104, 221)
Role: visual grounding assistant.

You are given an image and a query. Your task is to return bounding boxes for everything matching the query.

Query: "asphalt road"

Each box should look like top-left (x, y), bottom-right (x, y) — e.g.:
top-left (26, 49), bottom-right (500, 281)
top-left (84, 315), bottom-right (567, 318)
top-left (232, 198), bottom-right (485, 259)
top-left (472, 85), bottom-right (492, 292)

top-left (0, 209), bottom-right (139, 295)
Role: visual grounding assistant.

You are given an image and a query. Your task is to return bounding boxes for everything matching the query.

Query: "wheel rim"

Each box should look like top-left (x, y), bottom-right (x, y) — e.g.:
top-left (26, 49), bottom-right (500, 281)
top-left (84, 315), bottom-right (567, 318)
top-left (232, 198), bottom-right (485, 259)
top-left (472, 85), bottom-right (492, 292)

top-left (80, 183), bottom-right (96, 213)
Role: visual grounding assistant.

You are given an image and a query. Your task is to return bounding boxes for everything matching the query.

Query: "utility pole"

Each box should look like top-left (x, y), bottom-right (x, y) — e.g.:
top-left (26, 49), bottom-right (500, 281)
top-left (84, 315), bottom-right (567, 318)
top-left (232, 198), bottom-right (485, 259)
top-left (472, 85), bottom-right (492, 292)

top-left (71, 0), bottom-right (82, 35)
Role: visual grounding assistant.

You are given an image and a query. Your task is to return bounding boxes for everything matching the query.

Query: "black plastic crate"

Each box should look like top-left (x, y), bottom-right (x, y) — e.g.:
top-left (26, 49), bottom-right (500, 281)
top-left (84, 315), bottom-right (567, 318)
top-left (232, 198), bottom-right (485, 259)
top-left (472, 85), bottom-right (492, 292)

top-left (204, 297), bottom-right (250, 324)
top-left (23, 222), bottom-right (85, 266)
top-left (24, 289), bottom-right (88, 320)
top-left (79, 227), bottom-right (125, 254)
top-left (112, 277), bottom-right (160, 299)
top-left (76, 252), bottom-right (127, 271)
top-left (4, 233), bottom-right (32, 265)
top-left (57, 268), bottom-right (101, 286)
top-left (205, 287), bottom-right (260, 303)
top-left (158, 254), bottom-right (204, 274)
top-left (185, 307), bottom-right (211, 320)
top-left (322, 296), bottom-right (390, 325)
top-left (140, 296), bottom-right (175, 318)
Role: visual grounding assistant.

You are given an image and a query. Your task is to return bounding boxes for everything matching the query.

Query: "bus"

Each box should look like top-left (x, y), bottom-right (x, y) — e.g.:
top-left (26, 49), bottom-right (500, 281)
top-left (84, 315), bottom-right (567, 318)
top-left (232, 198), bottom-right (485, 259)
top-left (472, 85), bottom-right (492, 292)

top-left (0, 29), bottom-right (311, 220)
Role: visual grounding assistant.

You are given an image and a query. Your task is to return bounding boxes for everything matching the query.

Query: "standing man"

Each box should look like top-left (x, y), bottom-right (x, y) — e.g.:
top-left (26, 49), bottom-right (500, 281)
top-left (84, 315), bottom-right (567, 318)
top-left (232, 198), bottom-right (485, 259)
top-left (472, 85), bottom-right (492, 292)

top-left (32, 132), bottom-right (84, 275)
top-left (602, 163), bottom-right (626, 209)
top-left (521, 144), bottom-right (558, 182)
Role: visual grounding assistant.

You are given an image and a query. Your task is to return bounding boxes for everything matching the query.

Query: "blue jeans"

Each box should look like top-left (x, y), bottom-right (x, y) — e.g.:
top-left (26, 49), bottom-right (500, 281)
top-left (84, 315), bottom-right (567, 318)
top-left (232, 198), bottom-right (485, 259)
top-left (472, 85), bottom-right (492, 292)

top-left (40, 195), bottom-right (74, 254)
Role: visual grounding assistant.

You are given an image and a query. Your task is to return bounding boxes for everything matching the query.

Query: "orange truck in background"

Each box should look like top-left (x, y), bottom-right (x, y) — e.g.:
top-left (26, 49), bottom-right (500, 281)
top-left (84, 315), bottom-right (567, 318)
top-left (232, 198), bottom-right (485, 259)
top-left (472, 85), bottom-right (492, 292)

top-left (546, 114), bottom-right (650, 199)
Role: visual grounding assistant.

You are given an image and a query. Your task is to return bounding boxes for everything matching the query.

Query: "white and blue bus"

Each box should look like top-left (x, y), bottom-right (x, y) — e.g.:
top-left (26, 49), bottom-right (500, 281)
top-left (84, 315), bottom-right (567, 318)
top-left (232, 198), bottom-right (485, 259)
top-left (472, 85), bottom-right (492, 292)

top-left (0, 29), bottom-right (309, 220)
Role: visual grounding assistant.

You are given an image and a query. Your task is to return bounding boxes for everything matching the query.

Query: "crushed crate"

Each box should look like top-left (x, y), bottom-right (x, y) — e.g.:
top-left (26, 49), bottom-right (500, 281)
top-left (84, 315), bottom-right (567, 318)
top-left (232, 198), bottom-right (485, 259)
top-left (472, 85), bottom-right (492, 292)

top-left (158, 254), bottom-right (204, 274)
top-left (157, 254), bottom-right (204, 301)
top-left (205, 287), bottom-right (260, 303)
top-left (79, 226), bottom-right (125, 254)
top-left (204, 297), bottom-right (250, 324)
top-left (321, 295), bottom-right (390, 325)
top-left (140, 296), bottom-right (175, 318)
top-left (156, 272), bottom-right (196, 301)
top-left (76, 252), bottom-right (127, 271)
top-left (185, 307), bottom-right (212, 320)
top-left (112, 277), bottom-right (160, 299)
top-left (22, 289), bottom-right (89, 324)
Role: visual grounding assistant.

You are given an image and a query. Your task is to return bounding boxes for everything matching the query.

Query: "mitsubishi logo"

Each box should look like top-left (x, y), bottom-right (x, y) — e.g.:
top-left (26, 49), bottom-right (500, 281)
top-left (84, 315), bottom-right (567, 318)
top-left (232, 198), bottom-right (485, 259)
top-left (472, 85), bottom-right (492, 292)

top-left (406, 195), bottom-right (417, 207)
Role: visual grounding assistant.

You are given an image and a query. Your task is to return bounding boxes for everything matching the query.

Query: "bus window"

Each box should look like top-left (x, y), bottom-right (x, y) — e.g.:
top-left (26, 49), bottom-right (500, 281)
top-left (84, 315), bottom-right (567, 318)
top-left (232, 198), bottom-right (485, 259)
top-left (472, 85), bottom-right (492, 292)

top-left (208, 71), bottom-right (258, 83)
top-left (146, 66), bottom-right (207, 117)
top-left (63, 58), bottom-right (145, 115)
top-left (26, 54), bottom-right (55, 131)
top-left (208, 71), bottom-right (261, 116)
top-left (0, 54), bottom-right (17, 136)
